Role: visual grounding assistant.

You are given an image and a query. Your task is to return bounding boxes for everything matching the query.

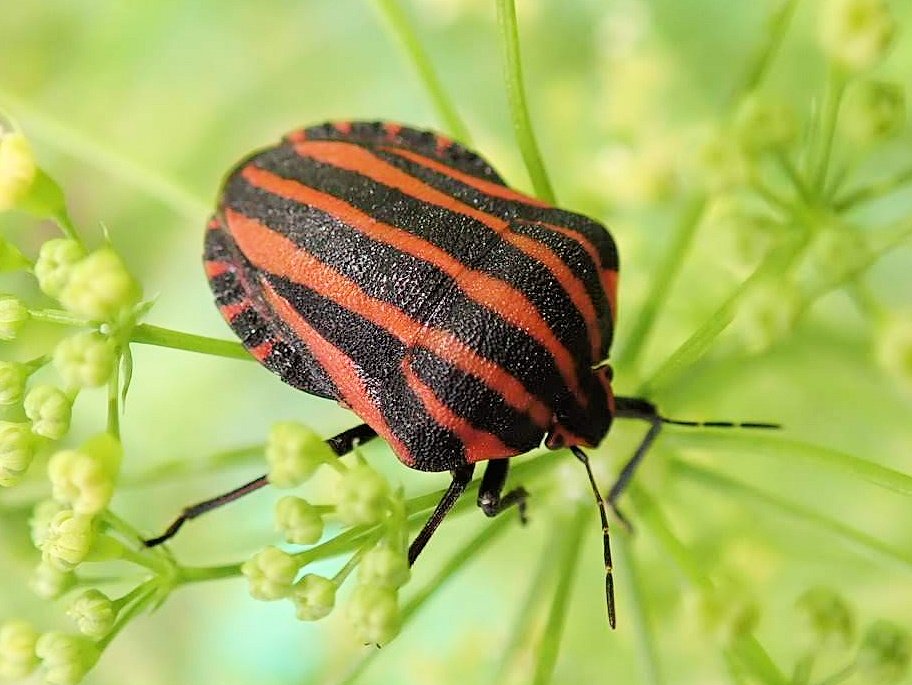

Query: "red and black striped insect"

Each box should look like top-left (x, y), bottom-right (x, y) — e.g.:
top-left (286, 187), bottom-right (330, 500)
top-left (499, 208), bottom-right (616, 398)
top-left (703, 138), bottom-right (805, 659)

top-left (147, 121), bottom-right (777, 628)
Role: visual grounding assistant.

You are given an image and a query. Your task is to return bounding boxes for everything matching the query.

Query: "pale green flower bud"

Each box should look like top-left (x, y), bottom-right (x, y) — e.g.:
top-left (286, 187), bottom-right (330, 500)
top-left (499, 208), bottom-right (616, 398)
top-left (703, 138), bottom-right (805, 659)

top-left (856, 620), bottom-right (911, 684)
top-left (734, 95), bottom-right (798, 154)
top-left (0, 421), bottom-right (35, 487)
top-left (0, 236), bottom-right (30, 272)
top-left (358, 546), bottom-right (410, 590)
top-left (800, 222), bottom-right (869, 287)
top-left (877, 314), bottom-right (912, 389)
top-left (736, 279), bottom-right (801, 354)
top-left (698, 132), bottom-right (750, 193)
top-left (29, 560), bottom-right (76, 599)
top-left (266, 421), bottom-right (335, 488)
top-left (59, 248), bottom-right (141, 322)
top-left (30, 498), bottom-right (66, 548)
top-left (34, 239), bottom-right (86, 298)
top-left (820, 0), bottom-right (896, 71)
top-left (0, 295), bottom-right (29, 340)
top-left (843, 81), bottom-right (905, 144)
top-left (334, 464), bottom-right (392, 526)
top-left (41, 510), bottom-right (96, 571)
top-left (689, 583), bottom-right (759, 645)
top-left (35, 632), bottom-right (99, 685)
top-left (53, 331), bottom-right (115, 388)
top-left (292, 574), bottom-right (337, 621)
top-left (0, 361), bottom-right (27, 405)
top-left (25, 385), bottom-right (72, 440)
top-left (241, 546), bottom-right (300, 600)
top-left (0, 131), bottom-right (37, 212)
top-left (346, 585), bottom-right (401, 645)
top-left (48, 434), bottom-right (122, 515)
top-left (0, 619), bottom-right (39, 680)
top-left (796, 587), bottom-right (854, 650)
top-left (275, 496), bottom-right (324, 545)
top-left (67, 589), bottom-right (116, 639)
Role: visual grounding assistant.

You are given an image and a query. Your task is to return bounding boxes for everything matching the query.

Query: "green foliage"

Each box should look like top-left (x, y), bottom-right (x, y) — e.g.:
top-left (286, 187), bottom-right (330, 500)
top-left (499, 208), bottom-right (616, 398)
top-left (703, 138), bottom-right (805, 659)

top-left (1, 1), bottom-right (911, 684)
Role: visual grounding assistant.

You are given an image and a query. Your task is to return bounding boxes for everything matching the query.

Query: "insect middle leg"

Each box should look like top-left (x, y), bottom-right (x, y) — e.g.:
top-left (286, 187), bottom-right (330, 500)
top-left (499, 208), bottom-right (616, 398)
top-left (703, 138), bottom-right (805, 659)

top-left (408, 464), bottom-right (475, 565)
top-left (477, 459), bottom-right (529, 523)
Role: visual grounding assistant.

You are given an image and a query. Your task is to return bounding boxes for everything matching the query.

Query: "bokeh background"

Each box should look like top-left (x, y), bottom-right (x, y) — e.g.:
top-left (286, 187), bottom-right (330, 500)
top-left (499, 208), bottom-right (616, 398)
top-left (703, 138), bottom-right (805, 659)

top-left (2, 1), bottom-right (911, 684)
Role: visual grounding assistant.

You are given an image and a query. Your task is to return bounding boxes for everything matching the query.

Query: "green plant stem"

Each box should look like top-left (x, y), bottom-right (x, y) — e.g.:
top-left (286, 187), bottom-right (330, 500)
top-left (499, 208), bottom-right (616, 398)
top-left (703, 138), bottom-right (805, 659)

top-left (27, 308), bottom-right (93, 327)
top-left (639, 235), bottom-right (806, 396)
top-left (794, 218), bottom-right (912, 316)
top-left (618, 196), bottom-right (707, 372)
top-left (812, 68), bottom-right (848, 193)
top-left (629, 486), bottom-right (788, 685)
top-left (671, 459), bottom-right (912, 571)
top-left (495, 0), bottom-right (556, 204)
top-left (335, 514), bottom-right (514, 685)
top-left (729, 636), bottom-right (790, 685)
top-left (176, 563), bottom-right (243, 584)
top-left (732, 0), bottom-right (801, 102)
top-left (533, 504), bottom-right (589, 685)
top-left (628, 485), bottom-right (712, 591)
top-left (124, 444), bottom-right (264, 486)
top-left (613, 528), bottom-right (665, 685)
top-left (371, 0), bottom-right (471, 144)
top-left (130, 323), bottom-right (250, 360)
top-left (834, 165), bottom-right (912, 211)
top-left (774, 151), bottom-right (812, 204)
top-left (97, 580), bottom-right (160, 650)
top-left (494, 517), bottom-right (564, 685)
top-left (666, 431), bottom-right (912, 498)
top-left (107, 350), bottom-right (121, 439)
top-left (0, 84), bottom-right (209, 221)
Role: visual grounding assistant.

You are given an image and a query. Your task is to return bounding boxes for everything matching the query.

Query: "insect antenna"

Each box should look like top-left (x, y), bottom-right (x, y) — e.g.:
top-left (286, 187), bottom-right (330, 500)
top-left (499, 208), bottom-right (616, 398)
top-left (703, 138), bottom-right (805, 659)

top-left (570, 445), bottom-right (617, 630)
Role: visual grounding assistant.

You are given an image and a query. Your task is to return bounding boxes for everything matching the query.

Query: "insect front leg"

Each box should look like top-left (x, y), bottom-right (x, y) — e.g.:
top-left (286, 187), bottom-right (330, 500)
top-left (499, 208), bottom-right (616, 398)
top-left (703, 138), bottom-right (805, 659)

top-left (408, 464), bottom-right (474, 565)
top-left (477, 459), bottom-right (529, 524)
top-left (144, 423), bottom-right (378, 547)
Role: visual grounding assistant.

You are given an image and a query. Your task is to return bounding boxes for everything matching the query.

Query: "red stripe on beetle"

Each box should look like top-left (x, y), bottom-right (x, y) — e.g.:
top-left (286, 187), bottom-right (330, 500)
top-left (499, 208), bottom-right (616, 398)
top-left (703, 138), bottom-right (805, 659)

top-left (402, 354), bottom-right (517, 463)
top-left (261, 279), bottom-right (414, 465)
top-left (381, 146), bottom-right (549, 207)
top-left (220, 300), bottom-right (250, 322)
top-left (529, 220), bottom-right (618, 324)
top-left (249, 340), bottom-right (274, 361)
top-left (204, 260), bottom-right (230, 278)
top-left (287, 142), bottom-right (601, 367)
top-left (224, 209), bottom-right (554, 430)
top-left (240, 164), bottom-right (590, 407)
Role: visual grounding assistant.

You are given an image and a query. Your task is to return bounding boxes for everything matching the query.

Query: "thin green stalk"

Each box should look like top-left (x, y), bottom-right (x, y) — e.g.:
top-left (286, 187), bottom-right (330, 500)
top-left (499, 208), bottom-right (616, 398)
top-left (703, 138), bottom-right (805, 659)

top-left (666, 431), bottom-right (912, 498)
top-left (639, 234), bottom-right (806, 396)
top-left (334, 514), bottom-right (514, 685)
top-left (811, 68), bottom-right (848, 193)
top-left (124, 444), bottom-right (264, 486)
top-left (494, 517), bottom-right (564, 685)
top-left (732, 0), bottom-right (801, 102)
top-left (729, 636), bottom-right (791, 685)
top-left (532, 504), bottom-right (589, 685)
top-left (371, 0), bottom-right (470, 143)
top-left (613, 528), bottom-right (665, 685)
top-left (0, 84), bottom-right (209, 221)
top-left (27, 308), bottom-right (93, 327)
top-left (628, 485), bottom-right (712, 591)
top-left (495, 0), bottom-right (556, 204)
top-left (618, 196), bottom-right (707, 371)
top-left (834, 165), bottom-right (912, 211)
top-left (774, 151), bottom-right (812, 204)
top-left (176, 562), bottom-right (243, 584)
top-left (97, 580), bottom-right (160, 650)
top-left (130, 323), bottom-right (250, 360)
top-left (107, 350), bottom-right (121, 439)
top-left (671, 459), bottom-right (912, 571)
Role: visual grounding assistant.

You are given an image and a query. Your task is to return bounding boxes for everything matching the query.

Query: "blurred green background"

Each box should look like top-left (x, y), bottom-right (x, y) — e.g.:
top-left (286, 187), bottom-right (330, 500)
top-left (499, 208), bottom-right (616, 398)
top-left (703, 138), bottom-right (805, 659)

top-left (2, 1), bottom-right (911, 684)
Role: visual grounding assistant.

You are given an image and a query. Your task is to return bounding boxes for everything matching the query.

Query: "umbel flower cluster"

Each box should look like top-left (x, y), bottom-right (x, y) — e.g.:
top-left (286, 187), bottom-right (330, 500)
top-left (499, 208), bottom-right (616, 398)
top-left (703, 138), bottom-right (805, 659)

top-left (1, 0), bottom-right (912, 683)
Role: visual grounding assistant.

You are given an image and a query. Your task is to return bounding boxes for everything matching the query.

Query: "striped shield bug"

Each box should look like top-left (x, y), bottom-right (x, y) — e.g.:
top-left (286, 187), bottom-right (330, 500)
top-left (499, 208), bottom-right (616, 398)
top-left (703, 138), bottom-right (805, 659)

top-left (147, 121), bottom-right (778, 628)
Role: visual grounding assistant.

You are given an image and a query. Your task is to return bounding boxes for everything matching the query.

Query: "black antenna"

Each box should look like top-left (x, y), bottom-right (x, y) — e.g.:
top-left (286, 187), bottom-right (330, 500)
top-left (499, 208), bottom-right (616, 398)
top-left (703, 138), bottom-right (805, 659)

top-left (570, 445), bottom-right (616, 630)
